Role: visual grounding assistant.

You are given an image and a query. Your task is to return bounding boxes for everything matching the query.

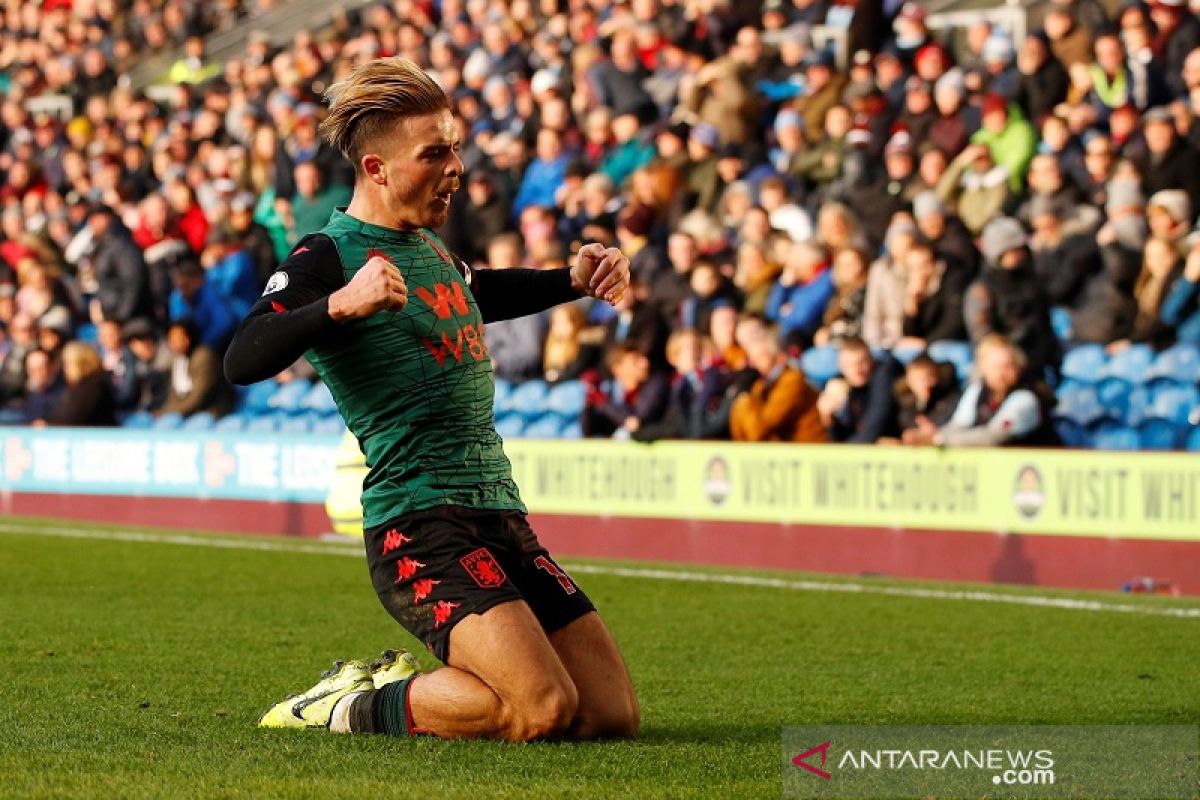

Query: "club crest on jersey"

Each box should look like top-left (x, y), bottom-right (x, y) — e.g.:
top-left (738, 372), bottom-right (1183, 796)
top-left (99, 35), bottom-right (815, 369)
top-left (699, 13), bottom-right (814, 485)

top-left (460, 548), bottom-right (507, 588)
top-left (262, 272), bottom-right (289, 295)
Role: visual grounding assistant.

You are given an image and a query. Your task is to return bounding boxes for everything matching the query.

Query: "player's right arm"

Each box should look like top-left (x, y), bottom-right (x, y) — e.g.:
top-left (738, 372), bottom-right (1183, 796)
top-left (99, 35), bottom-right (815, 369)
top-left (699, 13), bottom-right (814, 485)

top-left (223, 235), bottom-right (408, 385)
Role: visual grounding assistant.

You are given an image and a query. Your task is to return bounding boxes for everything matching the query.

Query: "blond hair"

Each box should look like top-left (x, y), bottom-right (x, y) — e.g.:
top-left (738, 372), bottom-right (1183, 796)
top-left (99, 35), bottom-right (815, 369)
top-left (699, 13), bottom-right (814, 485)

top-left (320, 57), bottom-right (449, 172)
top-left (62, 341), bottom-right (102, 384)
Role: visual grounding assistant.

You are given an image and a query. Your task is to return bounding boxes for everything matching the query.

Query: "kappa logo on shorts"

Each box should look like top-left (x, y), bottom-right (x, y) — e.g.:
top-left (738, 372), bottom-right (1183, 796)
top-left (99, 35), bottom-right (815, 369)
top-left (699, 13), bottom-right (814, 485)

top-left (381, 528), bottom-right (412, 555)
top-left (395, 557), bottom-right (426, 582)
top-left (432, 600), bottom-right (461, 629)
top-left (412, 578), bottom-right (440, 605)
top-left (459, 548), bottom-right (508, 588)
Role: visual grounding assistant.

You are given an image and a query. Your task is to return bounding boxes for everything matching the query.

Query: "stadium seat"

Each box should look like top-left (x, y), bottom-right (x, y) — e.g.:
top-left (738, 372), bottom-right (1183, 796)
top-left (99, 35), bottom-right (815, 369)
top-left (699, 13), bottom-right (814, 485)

top-left (799, 346), bottom-right (839, 388)
top-left (121, 411), bottom-right (154, 429)
top-left (1060, 344), bottom-right (1108, 384)
top-left (1093, 378), bottom-right (1151, 425)
top-left (891, 344), bottom-right (923, 365)
top-left (181, 411), bottom-right (215, 431)
top-left (268, 380), bottom-right (311, 412)
top-left (240, 380), bottom-right (279, 414)
top-left (1099, 344), bottom-right (1154, 384)
top-left (1053, 418), bottom-right (1091, 448)
top-left (522, 415), bottom-right (564, 439)
top-left (153, 412), bottom-right (183, 430)
top-left (213, 414), bottom-right (247, 433)
top-left (1050, 306), bottom-right (1074, 342)
top-left (1145, 343), bottom-right (1200, 385)
top-left (1053, 384), bottom-right (1106, 426)
top-left (1089, 421), bottom-right (1141, 450)
top-left (301, 381), bottom-right (338, 414)
top-left (543, 380), bottom-right (586, 418)
top-left (926, 340), bottom-right (973, 383)
top-left (75, 323), bottom-right (98, 343)
top-left (558, 419), bottom-right (583, 439)
top-left (244, 415), bottom-right (279, 434)
top-left (1147, 385), bottom-right (1200, 426)
top-left (495, 414), bottom-right (525, 438)
top-left (312, 416), bottom-right (346, 436)
top-left (1188, 426), bottom-right (1200, 451)
top-left (502, 380), bottom-right (550, 419)
top-left (1138, 418), bottom-right (1185, 451)
top-left (278, 415), bottom-right (312, 435)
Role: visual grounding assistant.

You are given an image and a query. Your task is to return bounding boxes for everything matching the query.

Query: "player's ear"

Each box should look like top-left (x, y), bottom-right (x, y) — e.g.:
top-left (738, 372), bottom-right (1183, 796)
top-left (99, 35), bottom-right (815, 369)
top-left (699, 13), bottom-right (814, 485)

top-left (361, 153), bottom-right (386, 186)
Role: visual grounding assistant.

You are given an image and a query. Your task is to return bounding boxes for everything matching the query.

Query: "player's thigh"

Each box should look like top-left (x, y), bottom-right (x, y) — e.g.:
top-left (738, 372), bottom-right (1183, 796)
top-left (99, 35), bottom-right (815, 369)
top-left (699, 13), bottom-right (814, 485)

top-left (446, 598), bottom-right (578, 711)
top-left (549, 611), bottom-right (639, 737)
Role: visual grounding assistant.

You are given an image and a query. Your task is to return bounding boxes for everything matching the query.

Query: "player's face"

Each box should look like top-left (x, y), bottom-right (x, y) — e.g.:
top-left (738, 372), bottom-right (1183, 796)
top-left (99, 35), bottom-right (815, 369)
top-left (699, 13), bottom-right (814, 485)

top-left (383, 110), bottom-right (463, 229)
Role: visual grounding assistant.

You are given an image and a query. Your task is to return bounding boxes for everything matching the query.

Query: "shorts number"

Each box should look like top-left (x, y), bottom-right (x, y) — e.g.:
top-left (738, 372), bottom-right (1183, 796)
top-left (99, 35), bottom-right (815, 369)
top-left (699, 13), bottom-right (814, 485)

top-left (534, 555), bottom-right (577, 595)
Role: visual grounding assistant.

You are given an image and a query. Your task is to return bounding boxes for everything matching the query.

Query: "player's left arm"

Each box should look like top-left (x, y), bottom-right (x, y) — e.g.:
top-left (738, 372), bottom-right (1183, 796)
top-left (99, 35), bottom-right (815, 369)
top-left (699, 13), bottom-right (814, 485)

top-left (465, 243), bottom-right (630, 323)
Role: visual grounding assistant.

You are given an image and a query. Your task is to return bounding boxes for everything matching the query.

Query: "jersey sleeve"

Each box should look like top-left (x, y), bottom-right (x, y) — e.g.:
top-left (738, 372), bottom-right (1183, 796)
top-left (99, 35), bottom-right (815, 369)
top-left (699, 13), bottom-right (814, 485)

top-left (223, 234), bottom-right (346, 385)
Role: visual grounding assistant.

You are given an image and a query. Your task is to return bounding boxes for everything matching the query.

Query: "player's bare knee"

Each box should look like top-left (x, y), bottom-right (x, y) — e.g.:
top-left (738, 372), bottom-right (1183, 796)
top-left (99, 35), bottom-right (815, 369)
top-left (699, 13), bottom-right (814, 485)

top-left (506, 683), bottom-right (578, 741)
top-left (574, 694), bottom-right (639, 740)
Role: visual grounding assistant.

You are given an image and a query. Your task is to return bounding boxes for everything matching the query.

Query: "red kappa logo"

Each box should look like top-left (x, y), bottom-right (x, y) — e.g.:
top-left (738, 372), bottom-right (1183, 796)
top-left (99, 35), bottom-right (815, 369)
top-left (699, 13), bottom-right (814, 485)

top-left (395, 557), bottom-right (426, 582)
top-left (381, 529), bottom-right (412, 555)
top-left (460, 548), bottom-right (508, 588)
top-left (432, 600), bottom-right (461, 628)
top-left (793, 741), bottom-right (833, 780)
top-left (412, 578), bottom-right (440, 604)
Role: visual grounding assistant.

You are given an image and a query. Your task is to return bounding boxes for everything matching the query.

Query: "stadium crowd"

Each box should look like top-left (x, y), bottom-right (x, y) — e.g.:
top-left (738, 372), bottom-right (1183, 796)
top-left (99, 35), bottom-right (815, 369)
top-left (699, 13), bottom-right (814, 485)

top-left (1, 0), bottom-right (1199, 448)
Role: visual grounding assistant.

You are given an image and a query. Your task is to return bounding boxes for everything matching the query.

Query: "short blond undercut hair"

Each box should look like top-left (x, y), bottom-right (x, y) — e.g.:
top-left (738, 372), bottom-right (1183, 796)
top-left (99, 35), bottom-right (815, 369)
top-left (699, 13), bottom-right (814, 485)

top-left (320, 57), bottom-right (450, 173)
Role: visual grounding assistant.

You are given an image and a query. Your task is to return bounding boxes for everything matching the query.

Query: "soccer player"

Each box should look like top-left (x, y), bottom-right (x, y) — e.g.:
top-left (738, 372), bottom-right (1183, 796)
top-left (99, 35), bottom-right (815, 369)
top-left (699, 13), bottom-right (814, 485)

top-left (224, 58), bottom-right (638, 742)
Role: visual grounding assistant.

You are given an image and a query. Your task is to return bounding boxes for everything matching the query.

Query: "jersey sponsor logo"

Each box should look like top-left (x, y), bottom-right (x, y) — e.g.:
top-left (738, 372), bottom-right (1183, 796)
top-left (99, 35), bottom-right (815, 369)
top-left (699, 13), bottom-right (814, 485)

top-left (414, 281), bottom-right (469, 320)
top-left (459, 548), bottom-right (508, 588)
top-left (263, 272), bottom-right (289, 295)
top-left (421, 323), bottom-right (489, 367)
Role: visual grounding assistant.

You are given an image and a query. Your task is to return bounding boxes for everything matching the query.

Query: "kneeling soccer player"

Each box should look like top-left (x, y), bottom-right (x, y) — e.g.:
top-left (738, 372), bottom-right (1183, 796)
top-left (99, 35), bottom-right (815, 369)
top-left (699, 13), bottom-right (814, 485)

top-left (224, 57), bottom-right (638, 741)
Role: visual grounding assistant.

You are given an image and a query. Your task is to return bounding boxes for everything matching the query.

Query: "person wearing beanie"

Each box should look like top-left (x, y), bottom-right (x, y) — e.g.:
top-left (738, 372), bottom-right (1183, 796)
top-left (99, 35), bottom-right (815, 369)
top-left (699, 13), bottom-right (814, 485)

top-left (929, 69), bottom-right (979, 157)
top-left (1027, 193), bottom-right (1102, 307)
top-left (965, 216), bottom-right (1061, 374)
top-left (1135, 106), bottom-right (1200, 219)
top-left (970, 94), bottom-right (1038, 193)
top-left (1148, 0), bottom-right (1200, 97)
top-left (912, 189), bottom-right (981, 275)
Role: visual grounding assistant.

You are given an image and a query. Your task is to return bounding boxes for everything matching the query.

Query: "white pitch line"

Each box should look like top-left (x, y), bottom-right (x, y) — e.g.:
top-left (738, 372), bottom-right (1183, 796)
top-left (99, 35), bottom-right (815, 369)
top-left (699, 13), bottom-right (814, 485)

top-left (2, 521), bottom-right (1199, 620)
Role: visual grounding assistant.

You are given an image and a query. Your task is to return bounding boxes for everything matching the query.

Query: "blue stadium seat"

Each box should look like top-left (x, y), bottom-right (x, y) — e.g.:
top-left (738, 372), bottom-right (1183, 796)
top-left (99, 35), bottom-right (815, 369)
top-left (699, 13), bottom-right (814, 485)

top-left (122, 410), bottom-right (154, 429)
top-left (278, 415), bottom-right (312, 435)
top-left (1053, 418), bottom-right (1091, 448)
top-left (1089, 421), bottom-right (1141, 450)
top-left (1050, 306), bottom-right (1074, 342)
top-left (544, 380), bottom-right (586, 418)
top-left (926, 340), bottom-right (973, 383)
top-left (1138, 418), bottom-right (1185, 451)
top-left (1145, 343), bottom-right (1200, 385)
top-left (312, 416), bottom-right (345, 436)
top-left (1060, 344), bottom-right (1108, 384)
top-left (1093, 378), bottom-right (1152, 425)
top-left (799, 346), bottom-right (839, 389)
top-left (301, 381), bottom-right (338, 413)
top-left (522, 415), bottom-right (564, 439)
top-left (1099, 344), bottom-right (1154, 384)
top-left (213, 414), bottom-right (247, 433)
top-left (153, 412), bottom-right (183, 430)
top-left (181, 411), bottom-right (215, 431)
top-left (891, 344), bottom-right (924, 365)
top-left (1147, 384), bottom-right (1200, 426)
top-left (268, 380), bottom-right (311, 413)
top-left (240, 380), bottom-right (278, 414)
top-left (1054, 384), bottom-right (1106, 426)
top-left (75, 323), bottom-right (98, 344)
top-left (558, 419), bottom-right (583, 439)
top-left (495, 414), bottom-right (525, 439)
top-left (493, 378), bottom-right (512, 413)
top-left (1188, 426), bottom-right (1200, 451)
top-left (503, 380), bottom-right (549, 419)
top-left (244, 415), bottom-right (279, 434)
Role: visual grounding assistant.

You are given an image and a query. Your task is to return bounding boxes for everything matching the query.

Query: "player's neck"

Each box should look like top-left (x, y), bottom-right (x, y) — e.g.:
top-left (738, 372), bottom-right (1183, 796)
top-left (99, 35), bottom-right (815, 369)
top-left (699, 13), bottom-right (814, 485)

top-left (345, 192), bottom-right (421, 233)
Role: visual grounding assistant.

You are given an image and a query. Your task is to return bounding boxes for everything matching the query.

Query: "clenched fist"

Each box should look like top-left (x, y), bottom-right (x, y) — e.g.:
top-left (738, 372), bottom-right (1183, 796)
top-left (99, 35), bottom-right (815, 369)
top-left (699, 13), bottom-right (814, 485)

top-left (571, 243), bottom-right (631, 306)
top-left (328, 255), bottom-right (408, 322)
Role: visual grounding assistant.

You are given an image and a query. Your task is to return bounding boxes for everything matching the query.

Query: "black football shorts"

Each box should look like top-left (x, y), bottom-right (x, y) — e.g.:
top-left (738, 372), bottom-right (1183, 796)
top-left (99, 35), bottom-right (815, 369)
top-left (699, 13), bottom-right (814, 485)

top-left (363, 505), bottom-right (595, 663)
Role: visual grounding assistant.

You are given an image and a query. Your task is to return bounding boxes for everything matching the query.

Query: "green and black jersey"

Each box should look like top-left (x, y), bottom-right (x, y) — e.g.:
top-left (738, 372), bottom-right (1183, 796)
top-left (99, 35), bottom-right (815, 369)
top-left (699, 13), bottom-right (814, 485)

top-left (225, 209), bottom-right (579, 528)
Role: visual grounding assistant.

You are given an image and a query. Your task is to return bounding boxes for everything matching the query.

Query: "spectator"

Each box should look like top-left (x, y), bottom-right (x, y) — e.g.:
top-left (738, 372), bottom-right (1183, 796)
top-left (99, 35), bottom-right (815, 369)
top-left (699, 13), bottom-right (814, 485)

top-left (227, 191), bottom-right (278, 287)
top-left (1162, 239), bottom-right (1200, 344)
top-left (160, 320), bottom-right (233, 419)
top-left (635, 328), bottom-right (734, 441)
top-left (863, 219), bottom-right (918, 349)
top-left (1150, 0), bottom-right (1200, 97)
top-left (765, 241), bottom-right (834, 347)
top-left (484, 234), bottom-right (550, 382)
top-left (971, 95), bottom-right (1037, 193)
top-left (1014, 32), bottom-right (1069, 123)
top-left (892, 354), bottom-right (963, 435)
top-left (1027, 195), bottom-right (1101, 306)
top-left (513, 128), bottom-right (570, 220)
top-left (288, 161), bottom-right (352, 244)
top-left (1106, 236), bottom-right (1186, 350)
top-left (89, 204), bottom-right (154, 325)
top-left (903, 335), bottom-right (1059, 447)
top-left (443, 168), bottom-right (511, 267)
top-left (0, 312), bottom-right (37, 405)
top-left (901, 239), bottom-right (969, 346)
top-left (582, 343), bottom-right (669, 438)
top-left (45, 341), bottom-right (115, 427)
top-left (728, 318), bottom-right (825, 443)
top-left (604, 275), bottom-right (669, 370)
top-left (680, 261), bottom-right (736, 335)
top-left (167, 260), bottom-right (239, 353)
top-left (936, 143), bottom-right (1011, 235)
top-left (1135, 107), bottom-right (1200, 220)
top-left (912, 191), bottom-right (979, 274)
top-left (22, 349), bottom-right (65, 425)
top-left (542, 304), bottom-right (592, 384)
top-left (965, 217), bottom-right (1061, 374)
top-left (733, 241), bottom-right (781, 318)
top-left (122, 318), bottom-right (170, 415)
top-left (201, 227), bottom-right (260, 320)
top-left (819, 337), bottom-right (902, 443)
top-left (814, 247), bottom-right (869, 346)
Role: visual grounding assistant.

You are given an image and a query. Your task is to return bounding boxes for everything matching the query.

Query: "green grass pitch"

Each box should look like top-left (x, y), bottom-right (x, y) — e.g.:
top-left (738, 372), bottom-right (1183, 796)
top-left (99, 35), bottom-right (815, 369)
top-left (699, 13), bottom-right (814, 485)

top-left (0, 517), bottom-right (1197, 799)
